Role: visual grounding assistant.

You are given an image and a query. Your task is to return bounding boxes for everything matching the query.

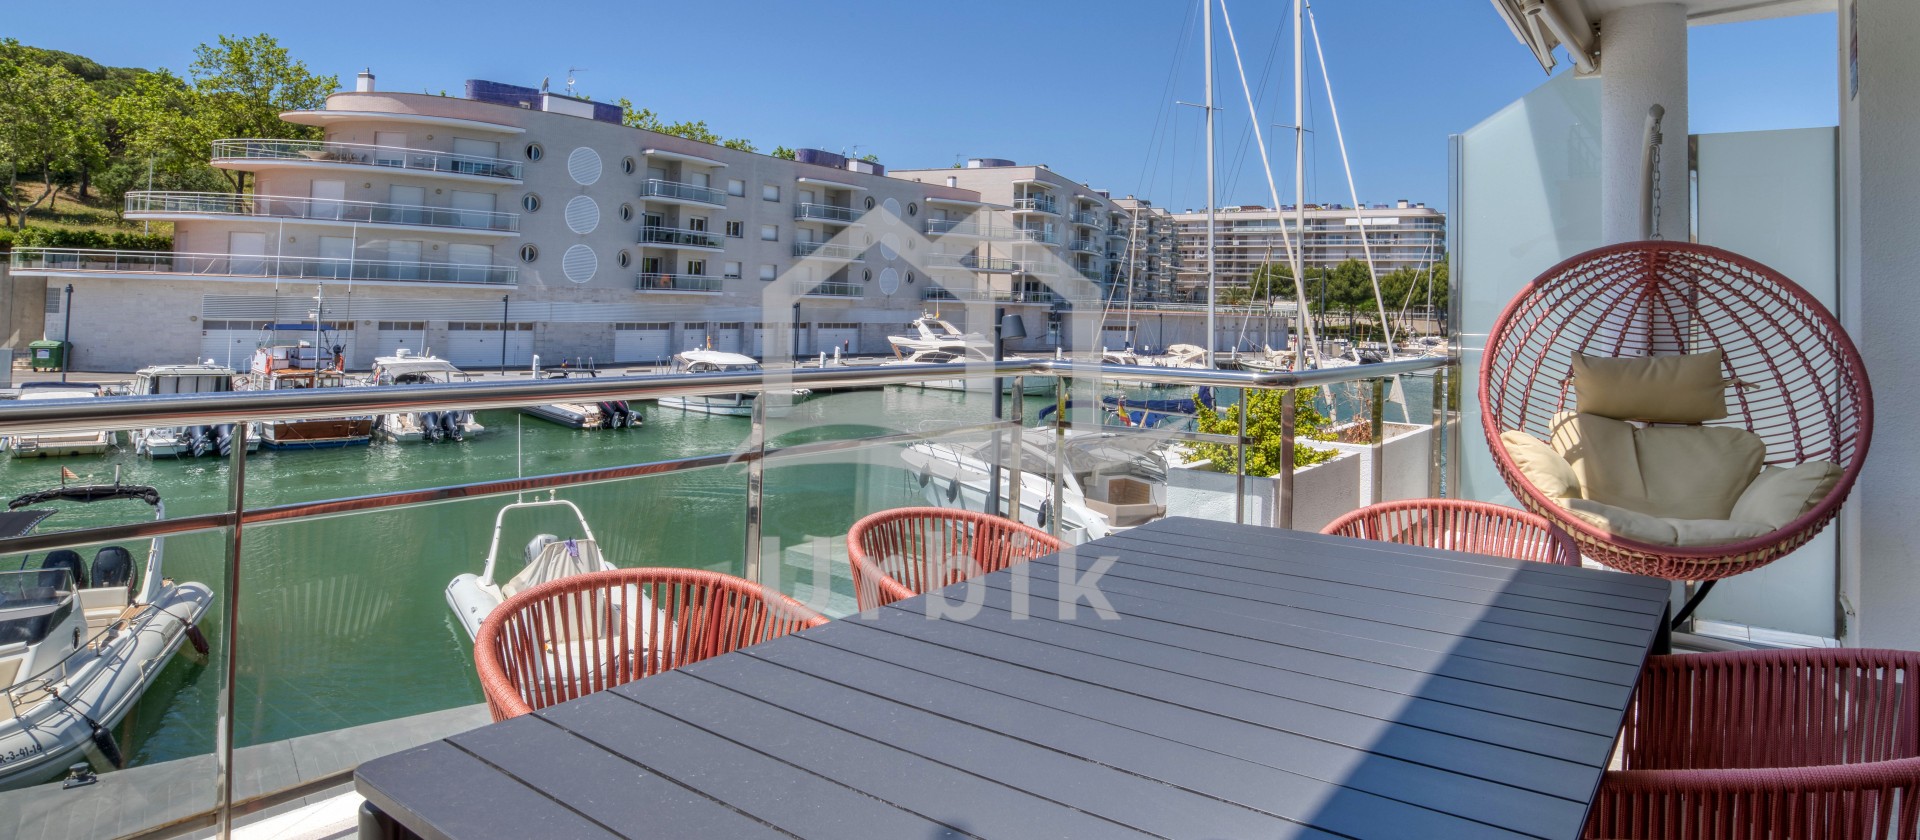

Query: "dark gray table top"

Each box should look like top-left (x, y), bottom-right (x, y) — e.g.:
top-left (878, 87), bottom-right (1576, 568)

top-left (356, 517), bottom-right (1671, 839)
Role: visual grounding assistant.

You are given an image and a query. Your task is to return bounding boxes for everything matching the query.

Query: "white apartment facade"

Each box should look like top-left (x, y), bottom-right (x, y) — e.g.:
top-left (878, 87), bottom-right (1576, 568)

top-left (1170, 202), bottom-right (1446, 300)
top-left (8, 77), bottom-right (1034, 371)
top-left (1109, 196), bottom-right (1181, 301)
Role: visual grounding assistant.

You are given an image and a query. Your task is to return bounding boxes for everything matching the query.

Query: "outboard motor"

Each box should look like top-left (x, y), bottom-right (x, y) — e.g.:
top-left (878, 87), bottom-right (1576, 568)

top-left (523, 534), bottom-right (560, 566)
top-left (92, 546), bottom-right (133, 590)
top-left (186, 426), bottom-right (211, 458)
top-left (598, 401), bottom-right (629, 429)
top-left (418, 412), bottom-right (443, 443)
top-left (438, 411), bottom-right (465, 442)
top-left (41, 549), bottom-right (87, 588)
top-left (213, 423), bottom-right (235, 457)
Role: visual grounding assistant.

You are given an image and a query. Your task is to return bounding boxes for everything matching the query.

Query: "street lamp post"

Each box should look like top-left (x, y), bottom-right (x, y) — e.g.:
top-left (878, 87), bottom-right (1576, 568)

top-left (985, 310), bottom-right (1027, 519)
top-left (499, 295), bottom-right (510, 371)
top-left (60, 284), bottom-right (73, 382)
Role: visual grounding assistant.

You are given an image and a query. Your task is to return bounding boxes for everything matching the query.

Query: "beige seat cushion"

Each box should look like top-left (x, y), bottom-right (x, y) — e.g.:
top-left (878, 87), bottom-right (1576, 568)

top-left (1731, 461), bottom-right (1844, 528)
top-left (1500, 431), bottom-right (1581, 499)
top-left (1559, 498), bottom-right (1774, 548)
top-left (1572, 351), bottom-right (1729, 423)
top-left (1549, 412), bottom-right (1764, 520)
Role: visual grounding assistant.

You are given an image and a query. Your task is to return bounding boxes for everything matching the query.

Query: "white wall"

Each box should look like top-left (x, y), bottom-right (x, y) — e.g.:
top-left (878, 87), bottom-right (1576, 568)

top-left (1839, 0), bottom-right (1920, 648)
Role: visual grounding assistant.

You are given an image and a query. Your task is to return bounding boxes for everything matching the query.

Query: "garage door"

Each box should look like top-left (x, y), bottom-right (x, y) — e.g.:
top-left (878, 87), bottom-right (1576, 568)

top-left (613, 323), bottom-right (672, 363)
top-left (375, 321), bottom-right (429, 359)
top-left (713, 323), bottom-right (743, 354)
top-left (446, 322), bottom-right (533, 369)
top-left (815, 323), bottom-right (859, 355)
top-left (750, 324), bottom-right (767, 358)
top-left (200, 320), bottom-right (266, 369)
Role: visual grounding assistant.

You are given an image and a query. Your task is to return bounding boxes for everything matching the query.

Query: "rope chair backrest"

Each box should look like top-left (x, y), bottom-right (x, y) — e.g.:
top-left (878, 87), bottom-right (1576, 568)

top-left (1588, 649), bottom-right (1920, 840)
top-left (1322, 499), bottom-right (1580, 567)
top-left (474, 567), bottom-right (828, 721)
top-left (1482, 241), bottom-right (1873, 579)
top-left (847, 507), bottom-right (1063, 610)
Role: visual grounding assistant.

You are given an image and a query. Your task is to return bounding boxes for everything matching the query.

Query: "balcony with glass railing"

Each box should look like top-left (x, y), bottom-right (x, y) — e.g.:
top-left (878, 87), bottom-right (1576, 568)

top-left (639, 225), bottom-right (726, 250)
top-left (210, 139), bottom-right (522, 181)
top-left (8, 247), bottom-right (516, 285)
top-left (124, 191), bottom-right (520, 235)
top-left (792, 242), bottom-right (864, 261)
top-left (927, 253), bottom-right (1017, 273)
top-left (793, 203), bottom-right (860, 224)
top-left (1070, 211), bottom-right (1105, 228)
top-left (642, 179), bottom-right (728, 207)
top-left (925, 219), bottom-right (985, 237)
top-left (1013, 196), bottom-right (1058, 215)
top-left (635, 273), bottom-right (721, 292)
top-left (1006, 227), bottom-right (1058, 245)
top-left (1013, 260), bottom-right (1061, 277)
top-left (793, 279), bottom-right (862, 297)
top-left (1069, 238), bottom-right (1102, 254)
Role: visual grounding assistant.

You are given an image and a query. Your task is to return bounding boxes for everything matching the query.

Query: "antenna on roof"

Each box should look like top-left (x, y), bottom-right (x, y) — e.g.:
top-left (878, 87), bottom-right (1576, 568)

top-left (566, 67), bottom-right (589, 96)
top-left (540, 76), bottom-right (549, 94)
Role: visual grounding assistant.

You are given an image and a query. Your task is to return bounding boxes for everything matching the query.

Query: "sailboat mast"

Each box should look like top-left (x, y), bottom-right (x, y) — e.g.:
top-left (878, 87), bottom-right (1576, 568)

top-left (1293, 0), bottom-right (1310, 367)
top-left (1204, 0), bottom-right (1217, 370)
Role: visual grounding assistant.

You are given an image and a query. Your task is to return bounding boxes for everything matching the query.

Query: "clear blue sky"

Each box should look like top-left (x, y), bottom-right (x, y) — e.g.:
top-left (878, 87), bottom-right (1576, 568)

top-left (11, 1), bottom-right (1838, 213)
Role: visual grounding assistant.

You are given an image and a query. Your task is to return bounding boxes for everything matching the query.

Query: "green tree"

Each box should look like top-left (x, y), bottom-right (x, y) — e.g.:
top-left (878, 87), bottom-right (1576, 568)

top-left (186, 34), bottom-right (337, 192)
top-left (722, 137), bottom-right (756, 153)
top-left (0, 47), bottom-right (104, 229)
top-left (772, 146), bottom-right (796, 161)
top-left (111, 68), bottom-right (223, 204)
top-left (1183, 389), bottom-right (1338, 476)
top-left (858, 152), bottom-right (879, 163)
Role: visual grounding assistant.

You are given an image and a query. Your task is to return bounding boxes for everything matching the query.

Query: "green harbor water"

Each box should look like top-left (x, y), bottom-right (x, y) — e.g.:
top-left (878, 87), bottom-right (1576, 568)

top-left (0, 375), bottom-right (1432, 778)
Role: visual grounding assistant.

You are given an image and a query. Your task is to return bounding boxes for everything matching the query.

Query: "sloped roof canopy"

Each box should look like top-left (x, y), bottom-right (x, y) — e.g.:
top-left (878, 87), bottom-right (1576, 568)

top-left (1490, 0), bottom-right (1836, 74)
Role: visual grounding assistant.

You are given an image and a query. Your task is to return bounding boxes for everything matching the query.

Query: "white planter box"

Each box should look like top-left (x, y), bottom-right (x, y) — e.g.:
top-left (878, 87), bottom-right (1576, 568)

top-left (1326, 422), bottom-right (1436, 506)
top-left (1164, 446), bottom-right (1361, 533)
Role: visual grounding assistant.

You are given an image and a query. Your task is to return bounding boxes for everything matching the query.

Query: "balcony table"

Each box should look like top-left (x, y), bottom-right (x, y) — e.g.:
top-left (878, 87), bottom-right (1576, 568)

top-left (355, 516), bottom-right (1671, 839)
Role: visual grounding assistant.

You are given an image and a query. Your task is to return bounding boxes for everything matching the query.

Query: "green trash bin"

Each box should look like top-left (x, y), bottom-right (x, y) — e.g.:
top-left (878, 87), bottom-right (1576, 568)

top-left (28, 340), bottom-right (69, 372)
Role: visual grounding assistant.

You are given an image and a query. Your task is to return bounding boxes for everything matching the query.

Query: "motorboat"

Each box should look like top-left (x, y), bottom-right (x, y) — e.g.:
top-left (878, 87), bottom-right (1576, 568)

top-left (656, 350), bottom-right (807, 418)
top-left (885, 347), bottom-right (1052, 396)
top-left (445, 495), bottom-right (620, 641)
top-left (4, 385), bottom-right (112, 458)
top-left (518, 359), bottom-right (639, 431)
top-left (0, 480), bottom-right (213, 790)
top-left (366, 351), bottom-right (487, 442)
top-left (240, 344), bottom-right (375, 449)
top-left (886, 313), bottom-right (989, 356)
top-left (125, 364), bottom-right (260, 458)
top-left (900, 432), bottom-right (1168, 545)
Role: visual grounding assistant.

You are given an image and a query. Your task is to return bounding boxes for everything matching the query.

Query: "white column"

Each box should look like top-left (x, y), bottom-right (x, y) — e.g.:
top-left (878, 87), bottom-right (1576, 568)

top-left (1598, 3), bottom-right (1688, 243)
top-left (1841, 0), bottom-right (1920, 649)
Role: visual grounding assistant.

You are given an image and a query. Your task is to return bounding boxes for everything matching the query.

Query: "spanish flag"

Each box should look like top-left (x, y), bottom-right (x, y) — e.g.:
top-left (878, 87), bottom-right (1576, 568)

top-left (59, 466), bottom-right (78, 482)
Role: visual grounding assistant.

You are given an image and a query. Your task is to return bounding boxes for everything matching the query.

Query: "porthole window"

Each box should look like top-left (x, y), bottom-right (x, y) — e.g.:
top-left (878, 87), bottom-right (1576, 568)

top-left (908, 202), bottom-right (918, 216)
top-left (619, 203), bottom-right (633, 222)
top-left (525, 143), bottom-right (544, 161)
top-left (617, 250), bottom-right (631, 268)
top-left (522, 193), bottom-right (541, 212)
top-left (863, 196), bottom-right (876, 210)
top-left (622, 156), bottom-right (636, 175)
top-left (862, 268), bottom-right (873, 281)
top-left (520, 244), bottom-right (539, 263)
top-left (907, 271), bottom-right (917, 284)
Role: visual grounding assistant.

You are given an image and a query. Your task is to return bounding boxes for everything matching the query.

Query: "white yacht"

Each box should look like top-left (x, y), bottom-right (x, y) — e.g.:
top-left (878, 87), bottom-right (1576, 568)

top-left (886, 313), bottom-right (989, 356)
top-left (4, 385), bottom-right (112, 458)
top-left (366, 351), bottom-right (487, 442)
top-left (0, 480), bottom-right (213, 790)
top-left (126, 364), bottom-right (259, 458)
top-left (657, 351), bottom-right (806, 418)
top-left (900, 432), bottom-right (1167, 545)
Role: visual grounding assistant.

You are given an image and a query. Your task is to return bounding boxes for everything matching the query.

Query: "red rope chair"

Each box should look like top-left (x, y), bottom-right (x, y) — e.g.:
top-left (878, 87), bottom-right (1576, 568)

top-left (846, 507), bottom-right (1062, 610)
top-left (474, 567), bottom-right (827, 721)
top-left (1587, 649), bottom-right (1920, 839)
top-left (1322, 499), bottom-right (1580, 567)
top-left (1482, 241), bottom-right (1872, 583)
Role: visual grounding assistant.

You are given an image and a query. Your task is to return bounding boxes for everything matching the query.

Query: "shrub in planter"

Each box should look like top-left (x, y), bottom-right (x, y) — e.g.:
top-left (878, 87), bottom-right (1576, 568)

top-left (1182, 388), bottom-right (1338, 475)
top-left (11, 227), bottom-right (173, 252)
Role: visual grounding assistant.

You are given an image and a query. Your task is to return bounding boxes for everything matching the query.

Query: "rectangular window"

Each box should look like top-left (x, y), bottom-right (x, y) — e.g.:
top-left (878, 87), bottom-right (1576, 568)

top-left (723, 261), bottom-right (742, 279)
top-left (759, 264), bottom-right (777, 281)
top-left (687, 216), bottom-right (708, 232)
top-left (760, 224), bottom-right (778, 242)
top-left (727, 179), bottom-right (745, 197)
top-left (686, 259), bottom-right (707, 276)
top-left (762, 184), bottom-right (780, 202)
top-left (725, 220), bottom-right (743, 238)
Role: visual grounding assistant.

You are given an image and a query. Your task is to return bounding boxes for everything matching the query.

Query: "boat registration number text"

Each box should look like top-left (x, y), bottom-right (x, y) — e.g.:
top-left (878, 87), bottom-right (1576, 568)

top-left (0, 743), bottom-right (44, 765)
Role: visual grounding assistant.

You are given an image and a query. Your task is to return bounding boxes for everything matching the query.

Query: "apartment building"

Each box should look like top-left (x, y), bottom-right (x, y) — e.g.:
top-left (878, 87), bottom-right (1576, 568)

top-left (891, 160), bottom-right (1126, 309)
top-left (1108, 196), bottom-right (1181, 301)
top-left (1170, 202), bottom-right (1446, 300)
top-left (8, 76), bottom-right (1017, 371)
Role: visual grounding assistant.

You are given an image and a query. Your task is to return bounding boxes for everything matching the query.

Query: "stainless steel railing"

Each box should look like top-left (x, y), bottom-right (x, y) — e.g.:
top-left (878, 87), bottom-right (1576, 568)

top-left (0, 355), bottom-right (1453, 838)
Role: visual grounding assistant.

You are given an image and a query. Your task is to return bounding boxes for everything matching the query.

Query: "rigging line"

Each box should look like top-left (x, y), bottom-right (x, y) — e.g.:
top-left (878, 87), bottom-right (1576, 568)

top-left (1305, 1), bottom-right (1396, 358)
top-left (1218, 0), bottom-right (1317, 367)
top-left (1219, 10), bottom-right (1295, 206)
top-left (1134, 0), bottom-right (1202, 199)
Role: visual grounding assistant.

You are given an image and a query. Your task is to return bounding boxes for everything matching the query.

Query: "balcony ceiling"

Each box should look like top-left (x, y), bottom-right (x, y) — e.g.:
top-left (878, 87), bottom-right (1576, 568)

top-left (280, 110), bottom-right (526, 135)
top-left (1490, 0), bottom-right (1835, 73)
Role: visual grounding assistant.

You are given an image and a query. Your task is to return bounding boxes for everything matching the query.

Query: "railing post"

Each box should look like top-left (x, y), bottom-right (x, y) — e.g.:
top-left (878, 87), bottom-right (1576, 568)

top-left (1050, 375), bottom-right (1066, 541)
top-left (1429, 367), bottom-right (1447, 498)
top-left (1008, 376), bottom-right (1023, 524)
top-left (743, 391), bottom-right (767, 587)
top-left (1280, 388), bottom-right (1296, 530)
top-left (1234, 389), bottom-right (1247, 525)
top-left (215, 419), bottom-right (248, 839)
top-left (1370, 378), bottom-right (1387, 506)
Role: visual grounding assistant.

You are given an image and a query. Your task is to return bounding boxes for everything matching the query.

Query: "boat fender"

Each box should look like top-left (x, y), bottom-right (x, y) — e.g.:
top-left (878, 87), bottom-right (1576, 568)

top-left (1037, 499), bottom-right (1051, 529)
top-left (184, 621), bottom-right (211, 657)
top-left (917, 465), bottom-right (931, 488)
top-left (946, 476), bottom-right (960, 504)
top-left (47, 688), bottom-right (123, 769)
